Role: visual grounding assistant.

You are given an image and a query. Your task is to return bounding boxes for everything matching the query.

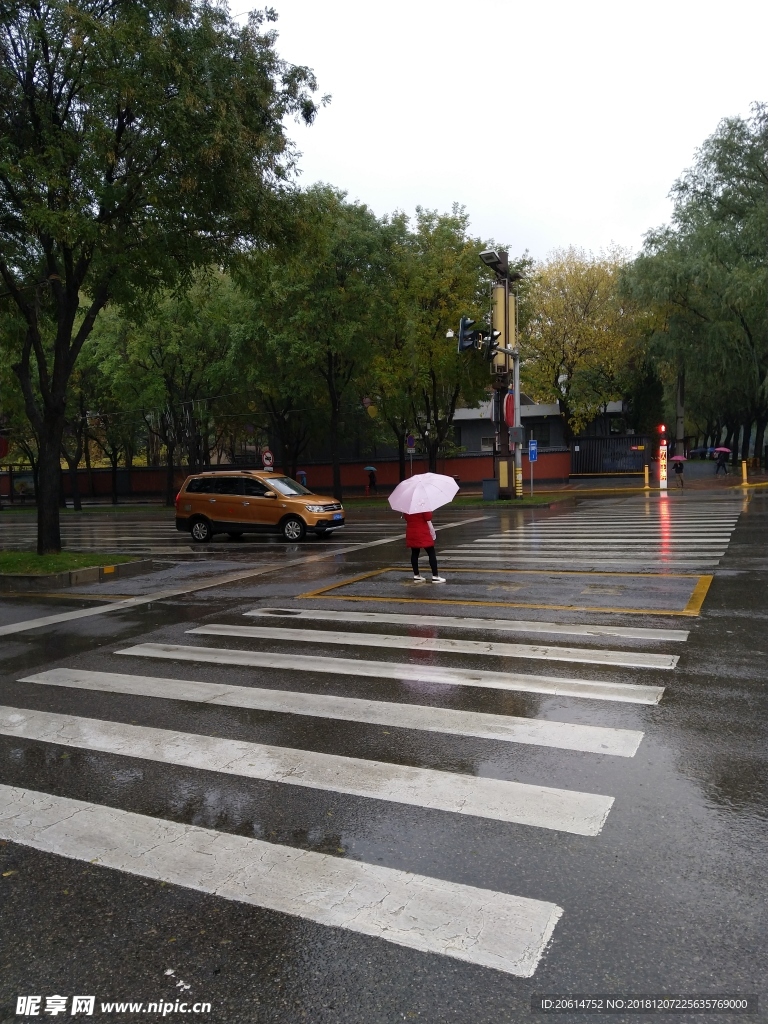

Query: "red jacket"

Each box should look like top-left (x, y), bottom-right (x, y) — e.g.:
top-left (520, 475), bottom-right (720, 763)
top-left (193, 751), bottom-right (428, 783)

top-left (404, 511), bottom-right (434, 548)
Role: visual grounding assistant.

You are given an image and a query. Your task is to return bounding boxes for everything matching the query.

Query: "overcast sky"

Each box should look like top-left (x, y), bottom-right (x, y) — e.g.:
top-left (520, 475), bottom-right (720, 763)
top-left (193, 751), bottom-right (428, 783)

top-left (234, 0), bottom-right (767, 261)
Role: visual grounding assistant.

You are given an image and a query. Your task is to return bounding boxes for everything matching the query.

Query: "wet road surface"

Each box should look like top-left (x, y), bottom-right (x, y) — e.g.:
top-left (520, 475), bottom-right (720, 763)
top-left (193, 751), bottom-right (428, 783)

top-left (0, 495), bottom-right (765, 1022)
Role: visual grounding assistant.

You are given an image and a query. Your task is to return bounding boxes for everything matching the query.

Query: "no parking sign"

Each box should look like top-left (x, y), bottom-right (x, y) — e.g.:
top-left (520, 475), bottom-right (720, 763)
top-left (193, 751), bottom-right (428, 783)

top-left (262, 449), bottom-right (274, 469)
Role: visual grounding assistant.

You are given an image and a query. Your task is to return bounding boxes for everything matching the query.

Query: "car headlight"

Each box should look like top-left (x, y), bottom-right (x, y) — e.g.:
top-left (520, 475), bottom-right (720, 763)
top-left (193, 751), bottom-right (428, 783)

top-left (305, 504), bottom-right (326, 513)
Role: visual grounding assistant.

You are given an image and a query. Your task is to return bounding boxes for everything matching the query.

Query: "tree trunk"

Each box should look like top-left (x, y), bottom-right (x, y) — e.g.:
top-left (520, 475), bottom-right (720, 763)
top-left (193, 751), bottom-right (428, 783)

top-left (723, 422), bottom-right (736, 464)
top-left (398, 434), bottom-right (406, 482)
top-left (675, 370), bottom-right (685, 456)
top-left (740, 418), bottom-right (753, 462)
top-left (754, 416), bottom-right (768, 469)
top-left (165, 445), bottom-right (176, 507)
top-left (59, 468), bottom-right (67, 508)
top-left (110, 453), bottom-right (119, 505)
top-left (84, 438), bottom-right (95, 496)
top-left (428, 438), bottom-right (438, 473)
top-left (36, 426), bottom-right (65, 554)
top-left (67, 457), bottom-right (82, 512)
top-left (329, 405), bottom-right (342, 500)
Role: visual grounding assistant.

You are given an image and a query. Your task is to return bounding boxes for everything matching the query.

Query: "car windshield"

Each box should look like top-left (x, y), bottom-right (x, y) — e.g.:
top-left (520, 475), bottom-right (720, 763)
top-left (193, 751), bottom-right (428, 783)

top-left (268, 476), bottom-right (312, 496)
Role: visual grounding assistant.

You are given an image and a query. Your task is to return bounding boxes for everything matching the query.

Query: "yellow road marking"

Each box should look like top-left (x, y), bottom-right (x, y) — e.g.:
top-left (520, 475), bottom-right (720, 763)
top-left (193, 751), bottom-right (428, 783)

top-left (298, 567), bottom-right (712, 617)
top-left (683, 574), bottom-right (714, 615)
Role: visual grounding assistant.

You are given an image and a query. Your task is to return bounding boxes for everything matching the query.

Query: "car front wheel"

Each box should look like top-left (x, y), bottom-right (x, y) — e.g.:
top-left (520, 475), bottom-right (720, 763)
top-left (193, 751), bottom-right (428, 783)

top-left (190, 518), bottom-right (213, 543)
top-left (281, 516), bottom-right (306, 542)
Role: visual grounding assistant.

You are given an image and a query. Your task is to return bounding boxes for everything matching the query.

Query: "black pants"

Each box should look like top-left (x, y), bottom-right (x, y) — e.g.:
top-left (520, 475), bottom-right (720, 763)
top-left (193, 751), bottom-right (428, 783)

top-left (411, 546), bottom-right (438, 576)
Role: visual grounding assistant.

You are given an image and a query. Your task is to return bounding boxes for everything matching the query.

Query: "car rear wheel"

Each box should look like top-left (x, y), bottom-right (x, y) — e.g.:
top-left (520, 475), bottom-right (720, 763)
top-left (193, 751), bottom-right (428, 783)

top-left (190, 517), bottom-right (213, 543)
top-left (281, 516), bottom-right (306, 542)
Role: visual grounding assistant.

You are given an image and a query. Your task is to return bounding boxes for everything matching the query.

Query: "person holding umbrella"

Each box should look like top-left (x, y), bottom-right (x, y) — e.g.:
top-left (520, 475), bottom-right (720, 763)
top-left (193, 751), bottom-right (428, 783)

top-left (671, 454), bottom-right (686, 489)
top-left (365, 466), bottom-right (377, 495)
top-left (388, 472), bottom-right (458, 584)
top-left (715, 448), bottom-right (730, 475)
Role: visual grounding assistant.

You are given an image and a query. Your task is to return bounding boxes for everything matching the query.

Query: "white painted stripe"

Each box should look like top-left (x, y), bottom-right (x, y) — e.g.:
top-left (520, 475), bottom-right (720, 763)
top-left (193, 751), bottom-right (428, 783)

top-left (0, 784), bottom-right (562, 976)
top-left (439, 555), bottom-right (718, 567)
top-left (20, 668), bottom-right (644, 757)
top-left (0, 517), bottom-right (487, 637)
top-left (245, 607), bottom-right (690, 642)
top-left (0, 707), bottom-right (614, 834)
top-left (187, 624), bottom-right (679, 671)
top-left (118, 643), bottom-right (666, 705)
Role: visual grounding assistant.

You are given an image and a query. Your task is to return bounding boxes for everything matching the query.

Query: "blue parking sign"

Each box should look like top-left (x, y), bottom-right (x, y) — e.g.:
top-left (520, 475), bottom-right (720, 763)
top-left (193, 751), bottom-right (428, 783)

top-left (528, 439), bottom-right (538, 462)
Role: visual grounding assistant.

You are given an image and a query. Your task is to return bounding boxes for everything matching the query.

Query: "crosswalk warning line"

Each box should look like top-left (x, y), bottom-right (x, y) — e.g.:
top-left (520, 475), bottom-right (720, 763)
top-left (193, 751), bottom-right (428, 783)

top-left (187, 623), bottom-right (679, 670)
top-left (0, 706), bottom-right (614, 834)
top-left (117, 643), bottom-right (666, 704)
top-left (20, 668), bottom-right (645, 757)
top-left (0, 784), bottom-right (562, 976)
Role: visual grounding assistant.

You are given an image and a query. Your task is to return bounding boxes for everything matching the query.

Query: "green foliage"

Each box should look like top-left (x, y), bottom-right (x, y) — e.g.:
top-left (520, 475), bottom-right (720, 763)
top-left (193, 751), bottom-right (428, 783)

top-left (0, 0), bottom-right (321, 549)
top-left (625, 103), bottom-right (768, 448)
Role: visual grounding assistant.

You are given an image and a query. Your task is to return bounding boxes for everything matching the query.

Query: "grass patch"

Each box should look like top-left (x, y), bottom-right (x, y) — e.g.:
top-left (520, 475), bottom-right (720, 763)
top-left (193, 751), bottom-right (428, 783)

top-left (0, 551), bottom-right (136, 575)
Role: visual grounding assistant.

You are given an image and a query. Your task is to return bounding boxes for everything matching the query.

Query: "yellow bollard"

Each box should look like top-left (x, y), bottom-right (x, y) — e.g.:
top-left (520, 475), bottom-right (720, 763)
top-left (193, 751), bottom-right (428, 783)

top-left (742, 459), bottom-right (748, 485)
top-left (644, 464), bottom-right (649, 489)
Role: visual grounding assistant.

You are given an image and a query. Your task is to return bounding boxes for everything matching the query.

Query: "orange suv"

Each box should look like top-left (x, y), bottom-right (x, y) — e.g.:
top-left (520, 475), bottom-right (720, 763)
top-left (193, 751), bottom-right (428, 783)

top-left (175, 471), bottom-right (345, 543)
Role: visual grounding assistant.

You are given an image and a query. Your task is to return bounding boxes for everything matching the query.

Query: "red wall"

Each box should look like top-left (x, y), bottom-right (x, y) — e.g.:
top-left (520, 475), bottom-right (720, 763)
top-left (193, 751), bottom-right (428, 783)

top-left (0, 450), bottom-right (570, 500)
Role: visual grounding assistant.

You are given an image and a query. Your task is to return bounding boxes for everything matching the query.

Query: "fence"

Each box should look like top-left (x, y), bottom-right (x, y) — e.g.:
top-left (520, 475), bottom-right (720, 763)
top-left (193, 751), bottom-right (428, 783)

top-left (571, 436), bottom-right (652, 476)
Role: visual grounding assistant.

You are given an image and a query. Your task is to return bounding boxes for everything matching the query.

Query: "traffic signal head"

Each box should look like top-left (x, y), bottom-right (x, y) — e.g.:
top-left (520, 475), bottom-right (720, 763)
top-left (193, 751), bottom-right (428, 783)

top-left (484, 330), bottom-right (502, 362)
top-left (457, 316), bottom-right (481, 353)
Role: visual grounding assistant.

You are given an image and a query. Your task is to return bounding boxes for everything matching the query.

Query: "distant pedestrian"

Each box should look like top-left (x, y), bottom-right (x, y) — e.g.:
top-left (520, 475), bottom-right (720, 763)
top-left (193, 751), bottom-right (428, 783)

top-left (674, 460), bottom-right (684, 488)
top-left (296, 470), bottom-right (307, 488)
top-left (368, 469), bottom-right (377, 494)
top-left (715, 452), bottom-right (728, 475)
top-left (404, 511), bottom-right (445, 584)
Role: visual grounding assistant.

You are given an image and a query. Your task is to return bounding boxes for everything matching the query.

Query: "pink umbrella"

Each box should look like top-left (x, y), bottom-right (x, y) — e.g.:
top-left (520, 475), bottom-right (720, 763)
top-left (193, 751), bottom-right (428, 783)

top-left (388, 472), bottom-right (459, 514)
top-left (670, 455), bottom-right (687, 461)
top-left (714, 447), bottom-right (731, 453)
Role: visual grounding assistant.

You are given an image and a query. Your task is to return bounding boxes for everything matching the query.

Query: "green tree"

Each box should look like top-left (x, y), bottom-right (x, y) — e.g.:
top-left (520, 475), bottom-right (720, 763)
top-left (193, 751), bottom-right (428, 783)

top-left (522, 247), bottom-right (640, 439)
top-left (0, 1), bottom-right (321, 551)
top-left (244, 187), bottom-right (390, 499)
top-left (626, 103), bottom-right (768, 459)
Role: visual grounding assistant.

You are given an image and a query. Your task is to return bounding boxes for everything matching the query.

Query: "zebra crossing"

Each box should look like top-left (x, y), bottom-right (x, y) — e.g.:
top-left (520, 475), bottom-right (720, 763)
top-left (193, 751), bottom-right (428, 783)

top-left (0, 512), bottom-right (402, 555)
top-left (440, 497), bottom-right (744, 569)
top-left (0, 580), bottom-right (685, 979)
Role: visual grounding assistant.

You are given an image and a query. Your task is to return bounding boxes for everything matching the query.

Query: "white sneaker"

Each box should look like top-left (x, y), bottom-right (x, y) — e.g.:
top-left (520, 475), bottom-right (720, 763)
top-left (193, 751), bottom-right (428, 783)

top-left (431, 576), bottom-right (447, 584)
top-left (413, 575), bottom-right (426, 583)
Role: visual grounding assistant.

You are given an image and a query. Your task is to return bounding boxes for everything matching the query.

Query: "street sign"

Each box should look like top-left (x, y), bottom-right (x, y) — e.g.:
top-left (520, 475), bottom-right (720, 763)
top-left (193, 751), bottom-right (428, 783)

top-left (407, 447), bottom-right (416, 455)
top-left (262, 449), bottom-right (274, 469)
top-left (406, 434), bottom-right (415, 449)
top-left (528, 439), bottom-right (538, 462)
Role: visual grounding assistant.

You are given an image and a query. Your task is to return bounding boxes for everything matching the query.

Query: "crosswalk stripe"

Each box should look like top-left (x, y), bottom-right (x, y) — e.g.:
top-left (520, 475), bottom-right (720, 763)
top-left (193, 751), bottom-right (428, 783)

top-left (245, 607), bottom-right (690, 641)
top-left (187, 623), bottom-right (679, 671)
top-left (118, 643), bottom-right (666, 704)
top-left (19, 668), bottom-right (644, 757)
top-left (0, 783), bottom-right (562, 976)
top-left (0, 706), bottom-right (614, 834)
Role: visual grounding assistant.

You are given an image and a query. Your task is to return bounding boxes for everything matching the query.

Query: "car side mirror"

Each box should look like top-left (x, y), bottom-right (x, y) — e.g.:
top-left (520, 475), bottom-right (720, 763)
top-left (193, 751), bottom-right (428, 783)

top-left (264, 491), bottom-right (276, 498)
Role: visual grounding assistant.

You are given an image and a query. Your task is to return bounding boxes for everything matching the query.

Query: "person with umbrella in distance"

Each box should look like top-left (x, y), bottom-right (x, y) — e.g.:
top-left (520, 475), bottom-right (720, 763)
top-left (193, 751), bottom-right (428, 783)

top-left (715, 447), bottom-right (730, 475)
top-left (388, 472), bottom-right (459, 584)
top-left (365, 466), bottom-right (377, 495)
top-left (671, 454), bottom-right (686, 489)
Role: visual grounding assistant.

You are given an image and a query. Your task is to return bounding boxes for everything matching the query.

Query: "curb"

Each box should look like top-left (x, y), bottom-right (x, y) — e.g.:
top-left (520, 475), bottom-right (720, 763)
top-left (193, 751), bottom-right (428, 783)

top-left (0, 559), bottom-right (154, 593)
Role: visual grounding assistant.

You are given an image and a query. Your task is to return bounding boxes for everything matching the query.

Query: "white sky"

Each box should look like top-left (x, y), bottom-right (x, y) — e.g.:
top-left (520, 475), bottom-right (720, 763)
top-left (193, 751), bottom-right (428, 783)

top-left (234, 0), bottom-right (767, 261)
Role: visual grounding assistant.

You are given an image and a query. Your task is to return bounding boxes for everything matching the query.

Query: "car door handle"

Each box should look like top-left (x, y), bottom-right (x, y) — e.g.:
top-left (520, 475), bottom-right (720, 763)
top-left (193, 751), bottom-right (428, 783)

top-left (208, 499), bottom-right (216, 503)
top-left (242, 502), bottom-right (250, 506)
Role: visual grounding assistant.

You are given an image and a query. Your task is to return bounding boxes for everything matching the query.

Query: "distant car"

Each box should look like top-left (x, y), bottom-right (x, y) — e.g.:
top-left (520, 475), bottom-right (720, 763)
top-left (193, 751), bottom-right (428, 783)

top-left (175, 470), bottom-right (344, 543)
top-left (688, 446), bottom-right (715, 459)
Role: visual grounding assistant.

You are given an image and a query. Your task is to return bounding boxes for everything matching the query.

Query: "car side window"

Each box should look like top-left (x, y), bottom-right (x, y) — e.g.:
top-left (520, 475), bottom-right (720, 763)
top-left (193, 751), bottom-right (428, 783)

top-left (212, 477), bottom-right (243, 496)
top-left (186, 478), bottom-right (213, 494)
top-left (242, 478), bottom-right (270, 497)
